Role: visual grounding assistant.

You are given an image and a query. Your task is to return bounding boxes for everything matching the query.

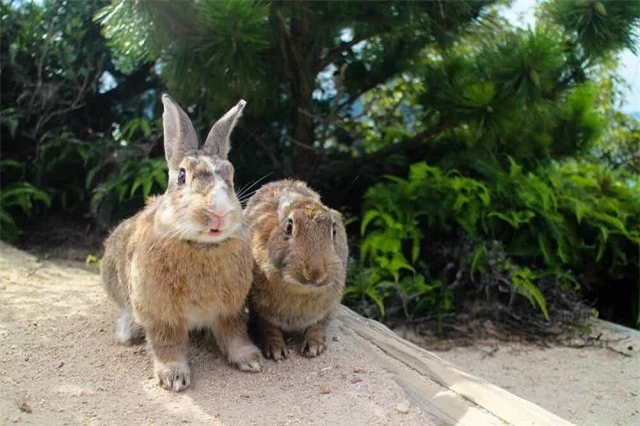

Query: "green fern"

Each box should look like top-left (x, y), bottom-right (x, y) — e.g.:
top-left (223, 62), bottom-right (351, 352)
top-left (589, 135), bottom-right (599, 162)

top-left (0, 180), bottom-right (52, 242)
top-left (511, 268), bottom-right (549, 320)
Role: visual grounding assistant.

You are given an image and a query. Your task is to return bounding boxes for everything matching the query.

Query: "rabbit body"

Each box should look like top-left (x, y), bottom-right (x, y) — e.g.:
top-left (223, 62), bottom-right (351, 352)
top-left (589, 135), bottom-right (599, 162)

top-left (102, 198), bottom-right (252, 327)
top-left (101, 95), bottom-right (262, 392)
top-left (245, 179), bottom-right (348, 360)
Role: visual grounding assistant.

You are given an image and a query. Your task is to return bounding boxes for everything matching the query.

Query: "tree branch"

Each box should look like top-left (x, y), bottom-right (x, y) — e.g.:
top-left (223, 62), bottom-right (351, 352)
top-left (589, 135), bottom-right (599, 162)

top-left (318, 125), bottom-right (447, 177)
top-left (317, 38), bottom-right (364, 71)
top-left (273, 3), bottom-right (294, 81)
top-left (96, 61), bottom-right (157, 104)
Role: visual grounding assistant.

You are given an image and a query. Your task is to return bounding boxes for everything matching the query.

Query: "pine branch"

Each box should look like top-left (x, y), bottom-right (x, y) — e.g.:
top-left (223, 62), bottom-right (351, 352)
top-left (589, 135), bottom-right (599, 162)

top-left (145, 1), bottom-right (198, 39)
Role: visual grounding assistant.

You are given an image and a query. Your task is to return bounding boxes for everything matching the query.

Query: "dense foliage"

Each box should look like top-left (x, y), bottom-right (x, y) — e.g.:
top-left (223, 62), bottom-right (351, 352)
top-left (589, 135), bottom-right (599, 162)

top-left (2, 0), bottom-right (639, 328)
top-left (1, 0), bottom-right (165, 237)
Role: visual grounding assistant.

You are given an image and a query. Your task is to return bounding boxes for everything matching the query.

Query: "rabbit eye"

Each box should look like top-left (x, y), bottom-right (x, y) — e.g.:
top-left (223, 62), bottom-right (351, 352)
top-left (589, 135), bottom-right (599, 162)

top-left (285, 218), bottom-right (293, 236)
top-left (177, 168), bottom-right (186, 185)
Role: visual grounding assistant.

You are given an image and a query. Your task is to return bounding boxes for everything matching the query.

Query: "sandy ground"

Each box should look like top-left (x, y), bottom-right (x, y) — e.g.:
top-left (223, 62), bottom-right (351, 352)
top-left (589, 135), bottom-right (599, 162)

top-left (0, 242), bottom-right (438, 426)
top-left (2, 240), bottom-right (638, 426)
top-left (401, 325), bottom-right (640, 426)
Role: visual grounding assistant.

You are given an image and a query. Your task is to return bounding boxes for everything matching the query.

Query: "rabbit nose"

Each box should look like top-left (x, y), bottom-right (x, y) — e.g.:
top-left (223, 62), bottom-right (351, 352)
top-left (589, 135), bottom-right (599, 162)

top-left (208, 211), bottom-right (229, 229)
top-left (210, 208), bottom-right (229, 218)
top-left (303, 267), bottom-right (328, 284)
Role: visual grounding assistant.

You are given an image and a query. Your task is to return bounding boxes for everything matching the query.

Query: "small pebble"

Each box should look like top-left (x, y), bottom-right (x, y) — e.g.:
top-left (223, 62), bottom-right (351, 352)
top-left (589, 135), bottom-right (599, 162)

top-left (350, 376), bottom-right (362, 384)
top-left (396, 401), bottom-right (410, 414)
top-left (319, 384), bottom-right (331, 394)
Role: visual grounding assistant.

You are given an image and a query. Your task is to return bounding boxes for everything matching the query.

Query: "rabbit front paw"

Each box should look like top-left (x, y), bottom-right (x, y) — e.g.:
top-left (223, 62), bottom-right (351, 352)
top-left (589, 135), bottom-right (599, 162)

top-left (263, 338), bottom-right (290, 361)
top-left (229, 343), bottom-right (263, 372)
top-left (155, 361), bottom-right (191, 392)
top-left (300, 335), bottom-right (326, 358)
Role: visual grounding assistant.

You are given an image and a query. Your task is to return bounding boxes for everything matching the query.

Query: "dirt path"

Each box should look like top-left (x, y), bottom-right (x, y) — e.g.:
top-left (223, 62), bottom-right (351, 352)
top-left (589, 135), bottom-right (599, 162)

top-left (394, 320), bottom-right (640, 426)
top-left (429, 332), bottom-right (640, 426)
top-left (0, 242), bottom-right (436, 425)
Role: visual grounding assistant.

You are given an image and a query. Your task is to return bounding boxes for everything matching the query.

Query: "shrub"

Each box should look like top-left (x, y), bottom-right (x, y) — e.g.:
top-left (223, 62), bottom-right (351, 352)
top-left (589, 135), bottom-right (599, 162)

top-left (353, 159), bottom-right (639, 328)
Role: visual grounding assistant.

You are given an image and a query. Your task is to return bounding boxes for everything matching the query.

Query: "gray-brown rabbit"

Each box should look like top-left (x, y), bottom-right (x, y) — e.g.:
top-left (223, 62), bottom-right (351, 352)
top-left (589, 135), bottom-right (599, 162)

top-left (244, 180), bottom-right (348, 360)
top-left (100, 94), bottom-right (262, 391)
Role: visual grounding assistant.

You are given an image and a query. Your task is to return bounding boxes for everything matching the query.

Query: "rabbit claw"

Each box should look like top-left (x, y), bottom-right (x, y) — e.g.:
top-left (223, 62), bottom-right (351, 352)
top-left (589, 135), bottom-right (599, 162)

top-left (230, 344), bottom-right (264, 372)
top-left (155, 361), bottom-right (191, 392)
top-left (301, 336), bottom-right (326, 358)
top-left (263, 340), bottom-right (290, 361)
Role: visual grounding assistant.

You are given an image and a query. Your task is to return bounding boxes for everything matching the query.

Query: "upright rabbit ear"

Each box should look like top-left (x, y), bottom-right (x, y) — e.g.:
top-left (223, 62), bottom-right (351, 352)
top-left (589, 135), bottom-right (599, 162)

top-left (202, 99), bottom-right (246, 159)
top-left (162, 94), bottom-right (199, 170)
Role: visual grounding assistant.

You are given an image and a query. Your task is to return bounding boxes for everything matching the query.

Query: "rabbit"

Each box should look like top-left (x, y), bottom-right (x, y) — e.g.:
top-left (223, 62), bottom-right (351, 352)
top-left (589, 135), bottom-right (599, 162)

top-left (244, 179), bottom-right (348, 360)
top-left (100, 94), bottom-right (263, 392)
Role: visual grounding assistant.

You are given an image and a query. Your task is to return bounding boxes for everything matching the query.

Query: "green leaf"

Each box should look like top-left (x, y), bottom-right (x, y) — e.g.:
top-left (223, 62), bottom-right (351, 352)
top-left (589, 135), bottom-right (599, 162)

top-left (85, 167), bottom-right (99, 190)
top-left (411, 236), bottom-right (420, 264)
top-left (117, 183), bottom-right (128, 202)
top-left (365, 286), bottom-right (386, 318)
top-left (537, 232), bottom-right (555, 266)
top-left (507, 156), bottom-right (522, 179)
top-left (0, 159), bottom-right (23, 170)
top-left (0, 209), bottom-right (17, 226)
top-left (142, 177), bottom-right (153, 198)
top-left (488, 210), bottom-right (534, 228)
top-left (130, 176), bottom-right (144, 198)
top-left (595, 226), bottom-right (608, 262)
top-left (470, 245), bottom-right (485, 283)
top-left (511, 268), bottom-right (549, 320)
top-left (573, 201), bottom-right (587, 224)
top-left (361, 210), bottom-right (381, 235)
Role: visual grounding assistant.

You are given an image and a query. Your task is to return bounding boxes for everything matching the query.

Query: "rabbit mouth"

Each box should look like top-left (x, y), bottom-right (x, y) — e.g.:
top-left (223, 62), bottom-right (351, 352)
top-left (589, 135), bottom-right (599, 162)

top-left (301, 280), bottom-right (324, 287)
top-left (294, 276), bottom-right (328, 287)
top-left (208, 228), bottom-right (222, 236)
top-left (282, 272), bottom-right (322, 288)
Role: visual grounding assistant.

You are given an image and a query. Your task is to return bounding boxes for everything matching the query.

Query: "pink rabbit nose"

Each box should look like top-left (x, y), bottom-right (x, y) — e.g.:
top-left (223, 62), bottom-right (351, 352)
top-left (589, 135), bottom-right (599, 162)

top-left (209, 211), bottom-right (228, 230)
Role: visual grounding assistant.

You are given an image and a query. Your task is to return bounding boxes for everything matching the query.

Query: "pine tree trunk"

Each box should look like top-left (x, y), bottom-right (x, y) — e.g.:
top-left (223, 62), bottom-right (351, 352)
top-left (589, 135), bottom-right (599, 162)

top-left (290, 77), bottom-right (317, 180)
top-left (273, 1), bottom-right (319, 181)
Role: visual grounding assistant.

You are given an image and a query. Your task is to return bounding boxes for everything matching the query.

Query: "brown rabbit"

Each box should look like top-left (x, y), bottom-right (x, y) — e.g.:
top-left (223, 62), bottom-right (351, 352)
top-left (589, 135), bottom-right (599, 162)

top-left (100, 94), bottom-right (262, 391)
top-left (244, 180), bottom-right (348, 360)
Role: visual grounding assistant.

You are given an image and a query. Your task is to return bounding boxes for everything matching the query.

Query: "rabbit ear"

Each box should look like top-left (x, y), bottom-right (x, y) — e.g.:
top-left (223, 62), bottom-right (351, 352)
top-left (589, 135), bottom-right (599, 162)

top-left (162, 94), bottom-right (199, 169)
top-left (277, 188), bottom-right (301, 220)
top-left (202, 100), bottom-right (246, 159)
top-left (329, 208), bottom-right (343, 222)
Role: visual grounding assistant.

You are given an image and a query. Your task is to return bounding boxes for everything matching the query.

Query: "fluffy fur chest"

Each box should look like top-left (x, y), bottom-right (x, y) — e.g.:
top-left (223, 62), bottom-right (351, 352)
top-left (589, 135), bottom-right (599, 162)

top-left (250, 271), bottom-right (342, 331)
top-left (128, 233), bottom-right (253, 326)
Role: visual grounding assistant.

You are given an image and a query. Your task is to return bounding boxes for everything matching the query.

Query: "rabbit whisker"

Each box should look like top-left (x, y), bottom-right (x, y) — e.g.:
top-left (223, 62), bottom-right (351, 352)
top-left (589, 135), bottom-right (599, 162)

top-left (236, 172), bottom-right (273, 199)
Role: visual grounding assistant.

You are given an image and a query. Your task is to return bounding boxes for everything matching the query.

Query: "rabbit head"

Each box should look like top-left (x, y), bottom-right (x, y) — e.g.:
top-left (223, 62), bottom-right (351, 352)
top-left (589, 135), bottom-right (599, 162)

top-left (267, 189), bottom-right (347, 287)
top-left (154, 94), bottom-right (246, 244)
